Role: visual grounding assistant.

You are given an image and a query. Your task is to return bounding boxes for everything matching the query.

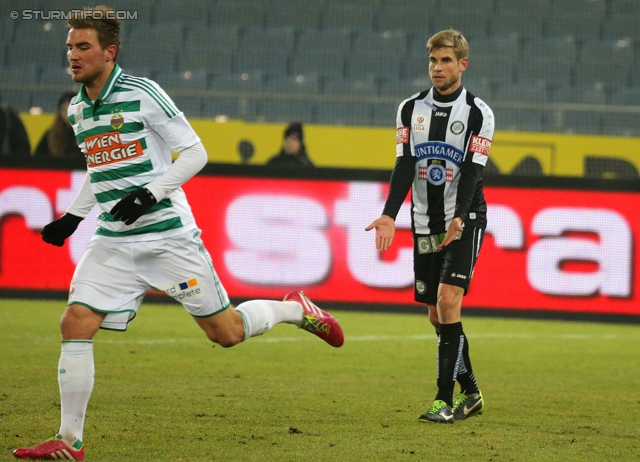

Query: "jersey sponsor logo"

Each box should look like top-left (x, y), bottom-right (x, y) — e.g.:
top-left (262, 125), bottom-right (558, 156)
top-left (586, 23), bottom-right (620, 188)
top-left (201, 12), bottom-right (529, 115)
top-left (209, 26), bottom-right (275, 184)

top-left (396, 127), bottom-right (409, 144)
top-left (469, 135), bottom-right (492, 156)
top-left (435, 111), bottom-right (447, 117)
top-left (414, 141), bottom-right (464, 166)
top-left (427, 164), bottom-right (446, 186)
top-left (417, 116), bottom-right (425, 123)
top-left (84, 131), bottom-right (144, 168)
top-left (162, 277), bottom-right (204, 302)
top-left (110, 110), bottom-right (125, 130)
top-left (450, 120), bottom-right (465, 134)
top-left (446, 168), bottom-right (453, 182)
top-left (413, 124), bottom-right (426, 131)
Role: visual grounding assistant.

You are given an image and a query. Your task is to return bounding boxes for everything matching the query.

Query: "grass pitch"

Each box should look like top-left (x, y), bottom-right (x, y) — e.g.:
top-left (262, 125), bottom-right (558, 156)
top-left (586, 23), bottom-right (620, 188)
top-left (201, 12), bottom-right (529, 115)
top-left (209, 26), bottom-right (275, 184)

top-left (1, 299), bottom-right (639, 461)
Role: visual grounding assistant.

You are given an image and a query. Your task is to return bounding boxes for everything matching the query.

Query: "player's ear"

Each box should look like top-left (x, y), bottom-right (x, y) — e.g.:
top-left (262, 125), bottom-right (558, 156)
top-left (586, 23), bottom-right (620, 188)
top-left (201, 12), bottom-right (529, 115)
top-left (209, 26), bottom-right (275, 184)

top-left (459, 57), bottom-right (469, 72)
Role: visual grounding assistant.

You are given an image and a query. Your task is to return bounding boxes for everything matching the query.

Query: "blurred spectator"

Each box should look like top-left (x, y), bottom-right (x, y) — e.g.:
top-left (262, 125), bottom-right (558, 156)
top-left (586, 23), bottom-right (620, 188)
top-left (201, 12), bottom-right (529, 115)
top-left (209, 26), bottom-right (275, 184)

top-left (266, 121), bottom-right (314, 167)
top-left (238, 139), bottom-right (255, 164)
top-left (34, 91), bottom-right (83, 159)
top-left (0, 94), bottom-right (31, 158)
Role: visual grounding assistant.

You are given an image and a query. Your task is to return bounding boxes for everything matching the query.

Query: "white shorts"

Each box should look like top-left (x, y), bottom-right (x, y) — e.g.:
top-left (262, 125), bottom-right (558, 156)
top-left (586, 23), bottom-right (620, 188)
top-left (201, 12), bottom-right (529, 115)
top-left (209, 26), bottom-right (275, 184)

top-left (69, 229), bottom-right (230, 331)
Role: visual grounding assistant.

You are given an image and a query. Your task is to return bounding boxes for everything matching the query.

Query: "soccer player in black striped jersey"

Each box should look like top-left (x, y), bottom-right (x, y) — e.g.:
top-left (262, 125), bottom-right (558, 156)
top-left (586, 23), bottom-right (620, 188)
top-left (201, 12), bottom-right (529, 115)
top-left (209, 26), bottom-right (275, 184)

top-left (367, 29), bottom-right (494, 424)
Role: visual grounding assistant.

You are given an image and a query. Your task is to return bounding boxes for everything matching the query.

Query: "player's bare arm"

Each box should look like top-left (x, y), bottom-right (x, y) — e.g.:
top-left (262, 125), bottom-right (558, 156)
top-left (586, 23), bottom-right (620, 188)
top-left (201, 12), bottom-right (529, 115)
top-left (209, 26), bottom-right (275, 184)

top-left (365, 214), bottom-right (396, 252)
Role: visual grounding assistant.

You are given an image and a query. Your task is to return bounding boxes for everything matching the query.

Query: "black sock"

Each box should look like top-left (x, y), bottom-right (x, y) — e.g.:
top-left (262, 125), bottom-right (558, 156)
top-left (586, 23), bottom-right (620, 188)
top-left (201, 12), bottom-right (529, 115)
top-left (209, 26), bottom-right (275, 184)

top-left (435, 322), bottom-right (463, 406)
top-left (456, 331), bottom-right (479, 395)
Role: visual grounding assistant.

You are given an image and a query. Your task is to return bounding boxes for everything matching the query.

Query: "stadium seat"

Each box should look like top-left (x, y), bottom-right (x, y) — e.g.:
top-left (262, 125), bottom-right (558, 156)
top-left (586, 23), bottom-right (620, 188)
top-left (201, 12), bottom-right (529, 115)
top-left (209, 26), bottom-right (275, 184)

top-left (178, 50), bottom-right (233, 76)
top-left (321, 7), bottom-right (374, 31)
top-left (154, 70), bottom-right (209, 93)
top-left (239, 27), bottom-right (296, 53)
top-left (516, 58), bottom-right (572, 89)
top-left (0, 91), bottom-right (33, 113)
top-left (0, 19), bottom-right (14, 43)
top-left (316, 102), bottom-right (373, 125)
top-left (492, 109), bottom-right (546, 132)
top-left (495, 0), bottom-right (549, 15)
top-left (432, 0), bottom-right (494, 12)
top-left (609, 88), bottom-right (640, 106)
top-left (472, 36), bottom-right (520, 61)
top-left (265, 75), bottom-right (319, 95)
top-left (290, 51), bottom-right (346, 78)
top-left (547, 13), bottom-right (601, 41)
top-left (126, 23), bottom-right (186, 50)
top-left (39, 67), bottom-right (80, 90)
top-left (490, 13), bottom-right (544, 39)
top-left (379, 78), bottom-right (431, 99)
top-left (461, 77), bottom-right (493, 99)
top-left (372, 102), bottom-right (400, 127)
top-left (375, 8), bottom-right (433, 34)
top-left (551, 0), bottom-right (606, 15)
top-left (3, 64), bottom-right (40, 86)
top-left (265, 5), bottom-right (319, 29)
top-left (464, 57), bottom-right (514, 86)
top-left (603, 16), bottom-right (640, 41)
top-left (579, 40), bottom-right (634, 66)
top-left (211, 2), bottom-right (266, 29)
top-left (6, 40), bottom-right (67, 68)
top-left (493, 81), bottom-right (548, 104)
top-left (609, 0), bottom-right (640, 15)
top-left (118, 43), bottom-right (178, 74)
top-left (432, 12), bottom-right (490, 39)
top-left (327, 0), bottom-right (383, 8)
top-left (403, 58), bottom-right (429, 81)
top-left (346, 53), bottom-right (402, 80)
top-left (170, 97), bottom-right (202, 118)
top-left (297, 29), bottom-right (352, 54)
top-left (153, 0), bottom-right (209, 27)
top-left (234, 50), bottom-right (289, 78)
top-left (522, 37), bottom-right (577, 63)
top-left (380, 0), bottom-right (438, 8)
top-left (209, 72), bottom-right (263, 93)
top-left (552, 84), bottom-right (606, 105)
top-left (630, 64), bottom-right (640, 87)
top-left (352, 31), bottom-right (408, 56)
top-left (560, 112), bottom-right (602, 136)
top-left (601, 113), bottom-right (640, 137)
top-left (324, 77), bottom-right (378, 97)
top-left (202, 98), bottom-right (259, 120)
top-left (185, 25), bottom-right (239, 53)
top-left (260, 100), bottom-right (315, 123)
top-left (574, 62), bottom-right (630, 89)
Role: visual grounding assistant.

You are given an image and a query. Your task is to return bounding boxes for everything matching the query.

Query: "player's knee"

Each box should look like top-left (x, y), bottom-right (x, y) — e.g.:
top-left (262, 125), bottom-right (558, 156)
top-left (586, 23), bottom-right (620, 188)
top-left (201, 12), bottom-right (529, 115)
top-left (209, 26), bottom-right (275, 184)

top-left (206, 329), bottom-right (244, 348)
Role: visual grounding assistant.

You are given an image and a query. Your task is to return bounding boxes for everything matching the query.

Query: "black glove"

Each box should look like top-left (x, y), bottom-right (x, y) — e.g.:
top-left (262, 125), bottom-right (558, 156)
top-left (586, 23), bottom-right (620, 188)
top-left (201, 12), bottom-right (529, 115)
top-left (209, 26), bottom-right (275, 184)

top-left (110, 187), bottom-right (157, 225)
top-left (41, 213), bottom-right (83, 247)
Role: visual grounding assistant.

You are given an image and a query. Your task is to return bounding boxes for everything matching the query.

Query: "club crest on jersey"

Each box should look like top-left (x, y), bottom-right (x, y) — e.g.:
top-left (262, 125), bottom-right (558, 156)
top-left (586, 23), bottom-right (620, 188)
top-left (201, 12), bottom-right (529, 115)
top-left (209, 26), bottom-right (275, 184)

top-left (161, 278), bottom-right (204, 302)
top-left (450, 120), bottom-right (465, 134)
top-left (111, 110), bottom-right (125, 130)
top-left (427, 164), bottom-right (446, 185)
top-left (416, 280), bottom-right (426, 294)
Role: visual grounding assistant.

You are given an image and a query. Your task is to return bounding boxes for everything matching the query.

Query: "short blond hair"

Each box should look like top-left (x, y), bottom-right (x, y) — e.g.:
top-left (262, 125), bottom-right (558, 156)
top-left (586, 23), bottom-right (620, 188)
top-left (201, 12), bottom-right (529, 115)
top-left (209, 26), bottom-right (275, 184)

top-left (426, 29), bottom-right (469, 61)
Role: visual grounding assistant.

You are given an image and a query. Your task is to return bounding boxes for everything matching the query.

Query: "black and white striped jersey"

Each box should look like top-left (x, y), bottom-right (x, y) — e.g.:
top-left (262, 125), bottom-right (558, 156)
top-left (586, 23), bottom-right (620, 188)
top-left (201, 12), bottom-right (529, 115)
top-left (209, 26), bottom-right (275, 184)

top-left (383, 85), bottom-right (494, 235)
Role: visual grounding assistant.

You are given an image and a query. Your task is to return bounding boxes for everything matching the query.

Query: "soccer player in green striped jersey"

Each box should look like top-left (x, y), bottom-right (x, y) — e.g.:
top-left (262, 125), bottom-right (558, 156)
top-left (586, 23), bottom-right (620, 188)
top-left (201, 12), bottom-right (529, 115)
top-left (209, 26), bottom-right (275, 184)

top-left (14, 6), bottom-right (343, 461)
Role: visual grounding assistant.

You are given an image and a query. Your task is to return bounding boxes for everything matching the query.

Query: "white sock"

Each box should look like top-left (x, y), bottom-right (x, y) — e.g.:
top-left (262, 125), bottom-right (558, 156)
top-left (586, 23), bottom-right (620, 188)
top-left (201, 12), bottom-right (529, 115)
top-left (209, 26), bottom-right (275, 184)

top-left (235, 300), bottom-right (303, 341)
top-left (58, 341), bottom-right (95, 446)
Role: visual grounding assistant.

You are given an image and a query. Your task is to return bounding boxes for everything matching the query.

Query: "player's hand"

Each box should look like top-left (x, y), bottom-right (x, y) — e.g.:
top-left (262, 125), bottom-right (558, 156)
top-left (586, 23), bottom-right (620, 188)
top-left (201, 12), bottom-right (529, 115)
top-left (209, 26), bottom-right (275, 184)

top-left (365, 215), bottom-right (396, 251)
top-left (438, 217), bottom-right (464, 249)
top-left (110, 188), bottom-right (157, 225)
top-left (41, 213), bottom-right (83, 247)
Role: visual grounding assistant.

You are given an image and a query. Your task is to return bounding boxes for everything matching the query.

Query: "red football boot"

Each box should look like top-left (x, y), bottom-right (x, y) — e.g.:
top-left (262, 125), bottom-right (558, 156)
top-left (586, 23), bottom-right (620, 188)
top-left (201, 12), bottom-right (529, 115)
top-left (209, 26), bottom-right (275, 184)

top-left (14, 437), bottom-right (84, 461)
top-left (284, 291), bottom-right (344, 347)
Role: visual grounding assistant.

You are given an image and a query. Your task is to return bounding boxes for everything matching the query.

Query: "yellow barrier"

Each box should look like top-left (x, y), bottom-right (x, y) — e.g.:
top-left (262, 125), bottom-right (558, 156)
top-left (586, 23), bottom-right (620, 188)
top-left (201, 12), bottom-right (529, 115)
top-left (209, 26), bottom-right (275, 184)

top-left (21, 114), bottom-right (640, 176)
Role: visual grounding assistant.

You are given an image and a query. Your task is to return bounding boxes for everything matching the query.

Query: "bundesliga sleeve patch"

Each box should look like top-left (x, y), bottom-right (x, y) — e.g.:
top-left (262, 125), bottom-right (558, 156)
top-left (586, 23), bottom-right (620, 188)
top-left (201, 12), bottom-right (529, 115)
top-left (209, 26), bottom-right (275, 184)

top-left (396, 127), bottom-right (409, 145)
top-left (469, 135), bottom-right (492, 156)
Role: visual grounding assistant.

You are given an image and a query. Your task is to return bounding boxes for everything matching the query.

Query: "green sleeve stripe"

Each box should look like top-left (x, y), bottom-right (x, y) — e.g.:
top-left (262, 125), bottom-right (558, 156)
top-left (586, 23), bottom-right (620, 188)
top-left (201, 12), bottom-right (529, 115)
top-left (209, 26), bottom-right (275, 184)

top-left (97, 198), bottom-right (173, 222)
top-left (113, 86), bottom-right (133, 93)
top-left (90, 158), bottom-right (153, 183)
top-left (96, 217), bottom-right (183, 237)
top-left (76, 122), bottom-right (144, 144)
top-left (92, 100), bottom-right (141, 117)
top-left (119, 77), bottom-right (178, 118)
top-left (123, 76), bottom-right (179, 115)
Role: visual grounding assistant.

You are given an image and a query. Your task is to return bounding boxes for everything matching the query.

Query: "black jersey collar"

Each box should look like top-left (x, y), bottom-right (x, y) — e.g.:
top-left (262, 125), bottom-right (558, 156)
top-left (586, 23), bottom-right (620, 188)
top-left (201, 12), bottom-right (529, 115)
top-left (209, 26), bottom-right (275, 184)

top-left (432, 85), bottom-right (463, 103)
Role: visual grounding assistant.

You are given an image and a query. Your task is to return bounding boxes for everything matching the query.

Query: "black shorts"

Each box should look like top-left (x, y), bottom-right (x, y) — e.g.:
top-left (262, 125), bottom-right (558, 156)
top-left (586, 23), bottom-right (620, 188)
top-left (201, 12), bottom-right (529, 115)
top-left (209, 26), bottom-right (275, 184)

top-left (413, 227), bottom-right (485, 305)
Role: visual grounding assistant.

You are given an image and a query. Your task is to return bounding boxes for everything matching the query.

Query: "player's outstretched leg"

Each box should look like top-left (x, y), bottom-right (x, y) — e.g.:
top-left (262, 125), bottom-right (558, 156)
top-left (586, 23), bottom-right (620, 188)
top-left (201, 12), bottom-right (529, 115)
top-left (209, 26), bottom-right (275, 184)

top-left (284, 291), bottom-right (344, 347)
top-left (452, 390), bottom-right (484, 421)
top-left (418, 400), bottom-right (454, 424)
top-left (14, 436), bottom-right (85, 461)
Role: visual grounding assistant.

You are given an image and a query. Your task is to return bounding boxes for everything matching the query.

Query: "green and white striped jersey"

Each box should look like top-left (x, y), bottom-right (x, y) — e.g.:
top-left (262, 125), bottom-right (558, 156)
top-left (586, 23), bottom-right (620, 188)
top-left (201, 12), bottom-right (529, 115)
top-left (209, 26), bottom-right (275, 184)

top-left (68, 64), bottom-right (201, 242)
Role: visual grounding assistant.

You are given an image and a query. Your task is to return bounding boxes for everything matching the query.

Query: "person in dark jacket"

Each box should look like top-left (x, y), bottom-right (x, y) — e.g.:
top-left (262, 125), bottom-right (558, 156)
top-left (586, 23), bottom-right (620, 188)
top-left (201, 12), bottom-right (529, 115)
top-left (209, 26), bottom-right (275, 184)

top-left (0, 94), bottom-right (31, 159)
top-left (34, 91), bottom-right (83, 159)
top-left (266, 121), bottom-right (314, 168)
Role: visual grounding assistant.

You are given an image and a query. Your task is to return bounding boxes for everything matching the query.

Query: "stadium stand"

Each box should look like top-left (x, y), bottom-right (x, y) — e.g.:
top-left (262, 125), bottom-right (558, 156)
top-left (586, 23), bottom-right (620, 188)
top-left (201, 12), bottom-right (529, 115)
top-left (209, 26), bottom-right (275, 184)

top-left (3, 0), bottom-right (640, 138)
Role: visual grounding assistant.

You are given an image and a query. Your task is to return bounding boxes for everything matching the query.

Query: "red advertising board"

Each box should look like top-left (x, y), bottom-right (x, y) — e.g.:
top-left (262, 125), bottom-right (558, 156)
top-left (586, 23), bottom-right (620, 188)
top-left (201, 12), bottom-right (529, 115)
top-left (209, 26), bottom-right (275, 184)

top-left (1, 167), bottom-right (638, 316)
